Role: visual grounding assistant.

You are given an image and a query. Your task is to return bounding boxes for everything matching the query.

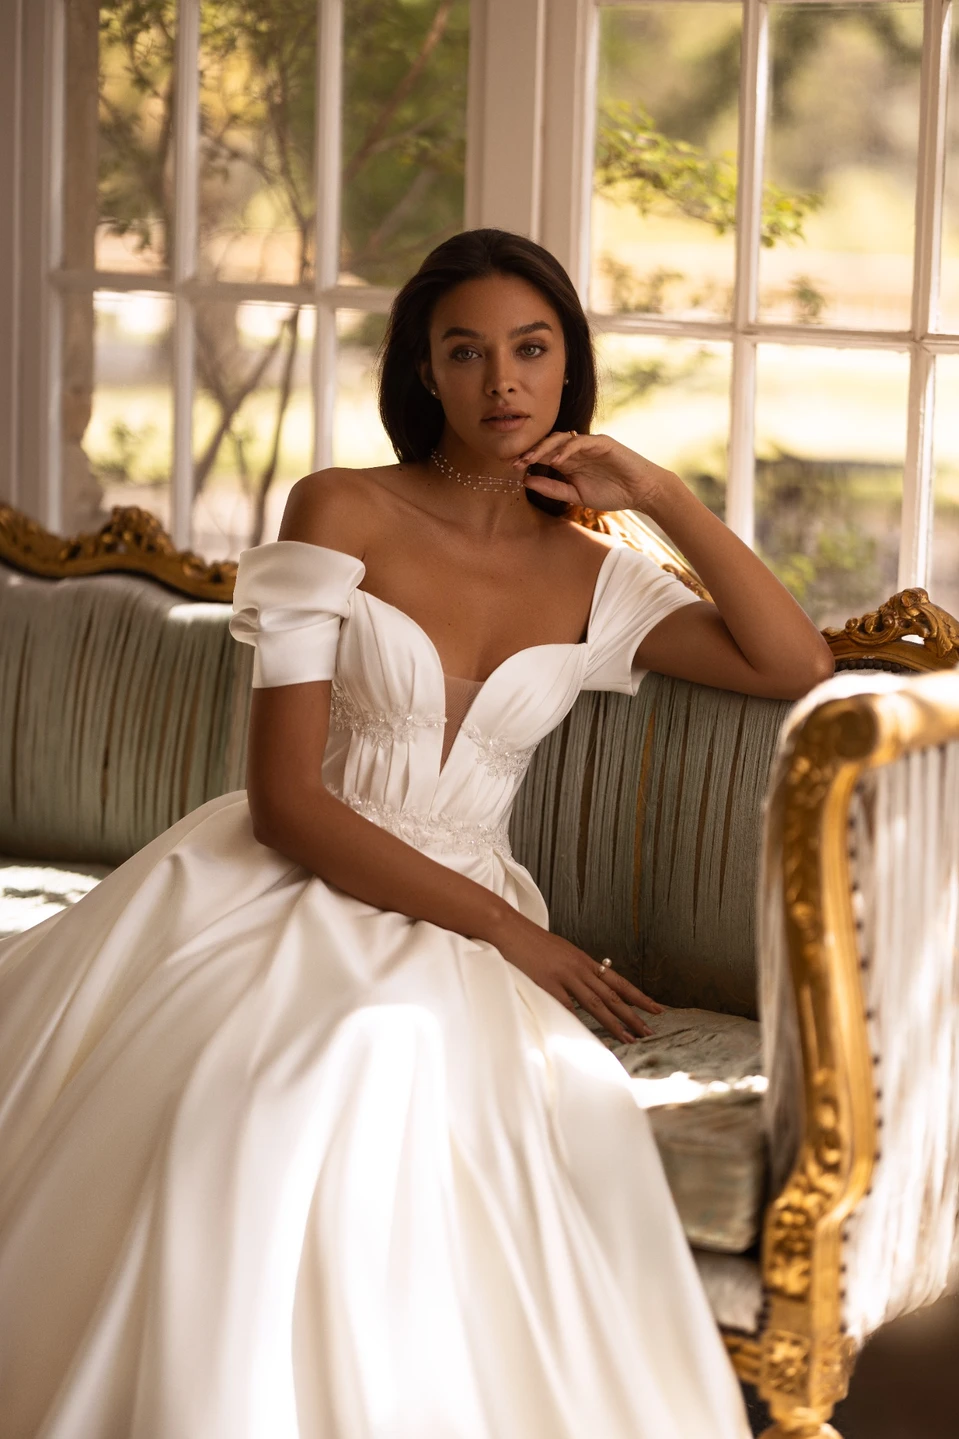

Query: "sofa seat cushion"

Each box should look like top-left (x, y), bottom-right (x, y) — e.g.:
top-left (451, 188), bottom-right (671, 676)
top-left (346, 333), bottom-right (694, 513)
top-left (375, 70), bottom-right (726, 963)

top-left (0, 857), bottom-right (112, 940)
top-left (575, 1005), bottom-right (766, 1254)
top-left (694, 1250), bottom-right (762, 1335)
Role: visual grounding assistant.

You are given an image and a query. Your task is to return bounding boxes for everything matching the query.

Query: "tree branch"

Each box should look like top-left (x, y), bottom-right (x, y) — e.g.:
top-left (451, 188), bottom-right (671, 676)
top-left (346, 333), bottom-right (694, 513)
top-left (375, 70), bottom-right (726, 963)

top-left (343, 0), bottom-right (454, 186)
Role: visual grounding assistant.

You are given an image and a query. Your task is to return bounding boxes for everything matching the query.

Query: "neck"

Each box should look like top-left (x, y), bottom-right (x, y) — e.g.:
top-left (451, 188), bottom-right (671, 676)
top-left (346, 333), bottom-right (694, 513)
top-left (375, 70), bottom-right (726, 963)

top-left (420, 429), bottom-right (540, 540)
top-left (437, 429), bottom-right (527, 482)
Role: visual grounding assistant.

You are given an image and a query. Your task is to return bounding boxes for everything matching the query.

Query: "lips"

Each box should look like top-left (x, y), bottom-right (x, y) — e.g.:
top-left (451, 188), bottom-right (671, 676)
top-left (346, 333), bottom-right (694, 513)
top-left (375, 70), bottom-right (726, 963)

top-left (482, 412), bottom-right (529, 427)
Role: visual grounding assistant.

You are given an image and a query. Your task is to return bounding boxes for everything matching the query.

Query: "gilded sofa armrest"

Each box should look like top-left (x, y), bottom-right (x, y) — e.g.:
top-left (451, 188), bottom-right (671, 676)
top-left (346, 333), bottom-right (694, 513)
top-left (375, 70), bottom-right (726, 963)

top-left (756, 669), bottom-right (959, 1436)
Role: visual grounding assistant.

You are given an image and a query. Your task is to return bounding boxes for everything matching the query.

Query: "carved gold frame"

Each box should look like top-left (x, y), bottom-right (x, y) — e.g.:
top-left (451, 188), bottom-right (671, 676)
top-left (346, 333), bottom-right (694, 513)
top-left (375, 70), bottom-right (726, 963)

top-left (743, 669), bottom-right (959, 1439)
top-left (0, 504), bottom-right (236, 601)
top-left (4, 503), bottom-right (959, 1435)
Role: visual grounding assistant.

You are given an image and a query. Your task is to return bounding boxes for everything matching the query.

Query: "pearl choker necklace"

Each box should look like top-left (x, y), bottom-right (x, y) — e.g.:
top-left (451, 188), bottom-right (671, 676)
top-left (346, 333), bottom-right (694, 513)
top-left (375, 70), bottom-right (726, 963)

top-left (430, 448), bottom-right (528, 494)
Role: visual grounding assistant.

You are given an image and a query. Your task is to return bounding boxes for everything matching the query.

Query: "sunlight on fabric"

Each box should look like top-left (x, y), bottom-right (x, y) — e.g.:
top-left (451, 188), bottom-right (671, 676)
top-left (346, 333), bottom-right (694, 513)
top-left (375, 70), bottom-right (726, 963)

top-left (630, 1072), bottom-right (767, 1111)
top-left (0, 864), bottom-right (104, 937)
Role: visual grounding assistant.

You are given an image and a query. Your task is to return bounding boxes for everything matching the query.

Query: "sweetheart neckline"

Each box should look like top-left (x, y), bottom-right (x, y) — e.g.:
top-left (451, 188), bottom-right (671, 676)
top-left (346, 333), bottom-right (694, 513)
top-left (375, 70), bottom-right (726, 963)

top-left (353, 544), bottom-right (617, 696)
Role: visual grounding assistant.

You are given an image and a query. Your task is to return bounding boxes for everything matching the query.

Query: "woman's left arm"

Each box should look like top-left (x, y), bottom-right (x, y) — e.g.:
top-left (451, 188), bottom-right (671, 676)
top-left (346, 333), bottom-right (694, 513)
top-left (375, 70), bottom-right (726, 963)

top-left (517, 432), bottom-right (835, 701)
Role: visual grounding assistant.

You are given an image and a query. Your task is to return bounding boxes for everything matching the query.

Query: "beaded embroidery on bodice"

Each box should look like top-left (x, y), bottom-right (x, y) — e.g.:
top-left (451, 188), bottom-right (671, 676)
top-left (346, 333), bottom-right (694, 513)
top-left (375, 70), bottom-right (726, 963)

top-left (329, 672), bottom-right (539, 784)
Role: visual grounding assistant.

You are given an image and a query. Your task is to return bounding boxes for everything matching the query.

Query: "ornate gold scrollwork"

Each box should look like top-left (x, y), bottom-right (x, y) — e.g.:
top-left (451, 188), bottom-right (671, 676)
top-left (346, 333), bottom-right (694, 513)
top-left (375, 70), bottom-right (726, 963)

top-left (723, 1332), bottom-right (762, 1386)
top-left (579, 507), bottom-right (711, 599)
top-left (825, 588), bottom-right (959, 669)
top-left (762, 1329), bottom-right (811, 1398)
top-left (0, 504), bottom-right (237, 601)
top-left (759, 698), bottom-right (881, 1437)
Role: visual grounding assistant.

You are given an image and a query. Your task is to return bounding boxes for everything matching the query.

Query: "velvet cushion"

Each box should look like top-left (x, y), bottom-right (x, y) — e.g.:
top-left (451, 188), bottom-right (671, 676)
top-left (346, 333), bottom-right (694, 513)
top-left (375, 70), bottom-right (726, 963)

top-left (510, 674), bottom-right (795, 1019)
top-left (577, 1005), bottom-right (766, 1254)
top-left (0, 562), bottom-right (251, 865)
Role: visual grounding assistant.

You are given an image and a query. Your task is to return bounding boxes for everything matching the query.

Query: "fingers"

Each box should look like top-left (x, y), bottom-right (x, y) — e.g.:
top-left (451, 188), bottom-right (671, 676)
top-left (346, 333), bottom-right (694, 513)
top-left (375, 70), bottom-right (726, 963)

top-left (513, 431), bottom-right (585, 470)
top-left (581, 972), bottom-right (655, 1039)
top-left (523, 475), bottom-right (579, 503)
top-left (567, 977), bottom-right (633, 1043)
top-left (606, 970), bottom-right (666, 1016)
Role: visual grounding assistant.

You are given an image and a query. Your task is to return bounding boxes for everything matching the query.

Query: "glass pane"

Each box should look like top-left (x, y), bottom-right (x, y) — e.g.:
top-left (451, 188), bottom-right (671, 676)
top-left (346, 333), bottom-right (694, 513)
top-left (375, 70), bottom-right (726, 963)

top-left (755, 346), bottom-right (909, 627)
top-left (594, 333), bottom-right (732, 518)
top-left (191, 300), bottom-right (314, 559)
top-left (760, 4), bottom-right (923, 331)
top-left (334, 311), bottom-right (396, 469)
top-left (591, 4), bottom-right (742, 322)
top-left (937, 27), bottom-right (959, 332)
top-left (198, 2), bottom-right (316, 284)
top-left (63, 1), bottom-right (173, 274)
top-left (931, 357), bottom-right (959, 619)
top-left (61, 291), bottom-right (173, 535)
top-left (341, 0), bottom-right (470, 287)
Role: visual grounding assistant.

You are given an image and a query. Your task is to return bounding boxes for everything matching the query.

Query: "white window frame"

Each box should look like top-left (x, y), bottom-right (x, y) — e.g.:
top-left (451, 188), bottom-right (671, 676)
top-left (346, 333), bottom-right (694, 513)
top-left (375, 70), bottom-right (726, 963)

top-left (5, 0), bottom-right (956, 598)
top-left (562, 0), bottom-right (957, 591)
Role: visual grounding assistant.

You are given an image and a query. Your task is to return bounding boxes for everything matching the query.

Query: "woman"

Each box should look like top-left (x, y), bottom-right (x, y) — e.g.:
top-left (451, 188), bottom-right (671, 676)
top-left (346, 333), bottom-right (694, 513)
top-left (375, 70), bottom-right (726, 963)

top-left (0, 229), bottom-right (832, 1438)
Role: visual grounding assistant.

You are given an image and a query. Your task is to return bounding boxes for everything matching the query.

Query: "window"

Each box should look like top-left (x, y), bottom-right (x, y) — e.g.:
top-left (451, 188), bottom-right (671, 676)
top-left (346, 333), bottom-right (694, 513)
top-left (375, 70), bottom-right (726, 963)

top-left (18, 0), bottom-right (959, 625)
top-left (589, 0), bottom-right (958, 626)
top-left (55, 0), bottom-right (470, 557)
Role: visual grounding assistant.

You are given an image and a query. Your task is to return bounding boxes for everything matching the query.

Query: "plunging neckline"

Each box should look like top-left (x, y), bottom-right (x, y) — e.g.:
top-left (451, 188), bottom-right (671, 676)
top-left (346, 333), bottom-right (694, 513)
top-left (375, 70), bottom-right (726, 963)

top-left (353, 544), bottom-right (617, 702)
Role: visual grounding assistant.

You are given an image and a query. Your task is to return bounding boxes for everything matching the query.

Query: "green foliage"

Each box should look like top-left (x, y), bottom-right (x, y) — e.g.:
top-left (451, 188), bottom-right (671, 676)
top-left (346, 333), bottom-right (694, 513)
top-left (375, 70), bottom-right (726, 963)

top-left (341, 0), bottom-right (469, 285)
top-left (601, 346), bottom-right (713, 419)
top-left (98, 0), bottom-right (176, 257)
top-left (595, 101), bottom-right (821, 250)
top-left (754, 454), bottom-right (891, 623)
top-left (788, 275), bottom-right (827, 326)
top-left (599, 257), bottom-right (685, 316)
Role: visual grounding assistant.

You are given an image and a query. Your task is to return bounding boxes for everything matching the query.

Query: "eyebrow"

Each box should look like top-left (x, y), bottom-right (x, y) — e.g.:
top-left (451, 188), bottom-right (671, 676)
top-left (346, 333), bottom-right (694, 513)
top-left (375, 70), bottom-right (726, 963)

top-left (439, 321), bottom-right (555, 341)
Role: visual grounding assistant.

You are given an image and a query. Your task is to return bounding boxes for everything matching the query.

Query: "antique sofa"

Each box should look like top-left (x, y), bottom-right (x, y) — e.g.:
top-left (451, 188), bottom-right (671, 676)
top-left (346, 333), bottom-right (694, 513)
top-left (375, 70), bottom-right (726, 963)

top-left (2, 500), bottom-right (959, 1439)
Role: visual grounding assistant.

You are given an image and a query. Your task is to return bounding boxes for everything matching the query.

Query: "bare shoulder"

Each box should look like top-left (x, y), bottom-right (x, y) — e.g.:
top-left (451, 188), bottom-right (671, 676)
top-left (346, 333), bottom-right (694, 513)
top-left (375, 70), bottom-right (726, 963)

top-left (277, 465), bottom-right (402, 559)
top-left (551, 516), bottom-right (619, 572)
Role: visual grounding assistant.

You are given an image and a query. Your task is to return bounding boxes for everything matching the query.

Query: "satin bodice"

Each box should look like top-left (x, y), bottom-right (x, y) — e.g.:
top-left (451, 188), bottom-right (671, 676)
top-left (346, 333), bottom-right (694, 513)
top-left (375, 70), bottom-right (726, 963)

top-left (229, 539), bottom-right (699, 869)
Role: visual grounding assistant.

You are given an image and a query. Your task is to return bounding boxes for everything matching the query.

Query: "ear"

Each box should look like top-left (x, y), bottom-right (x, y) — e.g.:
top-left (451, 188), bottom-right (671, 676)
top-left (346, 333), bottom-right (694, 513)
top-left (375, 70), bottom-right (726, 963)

top-left (418, 362), bottom-right (435, 394)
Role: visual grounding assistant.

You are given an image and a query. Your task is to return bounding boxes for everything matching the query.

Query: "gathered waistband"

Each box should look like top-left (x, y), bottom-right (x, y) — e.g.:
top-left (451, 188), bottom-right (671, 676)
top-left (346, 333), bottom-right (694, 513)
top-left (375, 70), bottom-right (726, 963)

top-left (328, 787), bottom-right (512, 860)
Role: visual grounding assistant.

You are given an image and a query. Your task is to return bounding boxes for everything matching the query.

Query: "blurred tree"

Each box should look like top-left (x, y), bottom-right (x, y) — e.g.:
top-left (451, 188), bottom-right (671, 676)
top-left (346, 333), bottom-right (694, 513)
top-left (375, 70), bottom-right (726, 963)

top-left (595, 100), bottom-right (820, 250)
top-left (92, 0), bottom-right (469, 542)
top-left (755, 454), bottom-right (889, 625)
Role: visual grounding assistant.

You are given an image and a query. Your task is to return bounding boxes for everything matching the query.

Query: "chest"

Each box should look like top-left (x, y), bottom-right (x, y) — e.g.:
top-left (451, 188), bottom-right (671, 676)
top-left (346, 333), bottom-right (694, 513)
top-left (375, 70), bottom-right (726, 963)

top-left (358, 549), bottom-right (601, 682)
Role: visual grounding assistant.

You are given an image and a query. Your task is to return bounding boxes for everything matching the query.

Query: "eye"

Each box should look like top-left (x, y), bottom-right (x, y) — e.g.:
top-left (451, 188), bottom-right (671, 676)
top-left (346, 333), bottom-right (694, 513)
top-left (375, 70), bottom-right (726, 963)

top-left (519, 343), bottom-right (546, 357)
top-left (450, 345), bottom-right (480, 362)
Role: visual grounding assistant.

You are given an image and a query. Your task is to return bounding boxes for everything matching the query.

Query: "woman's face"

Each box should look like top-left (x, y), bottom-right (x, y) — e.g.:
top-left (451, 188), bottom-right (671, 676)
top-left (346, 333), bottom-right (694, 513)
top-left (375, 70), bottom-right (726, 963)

top-left (422, 272), bottom-right (567, 462)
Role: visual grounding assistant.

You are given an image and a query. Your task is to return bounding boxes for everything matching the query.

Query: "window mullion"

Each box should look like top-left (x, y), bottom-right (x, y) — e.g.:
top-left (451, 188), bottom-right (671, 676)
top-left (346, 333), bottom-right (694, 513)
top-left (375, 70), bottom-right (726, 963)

top-left (42, 0), bottom-right (65, 531)
top-left (312, 0), bottom-right (343, 474)
top-left (171, 0), bottom-right (200, 549)
top-left (727, 0), bottom-right (769, 548)
top-left (900, 0), bottom-right (951, 589)
top-left (540, 0), bottom-right (596, 297)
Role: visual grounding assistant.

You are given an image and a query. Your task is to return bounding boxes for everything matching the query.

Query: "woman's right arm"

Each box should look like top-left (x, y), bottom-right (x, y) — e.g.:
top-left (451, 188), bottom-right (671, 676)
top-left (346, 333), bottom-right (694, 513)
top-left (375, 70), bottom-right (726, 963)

top-left (248, 684), bottom-right (656, 1043)
top-left (244, 473), bottom-right (659, 1042)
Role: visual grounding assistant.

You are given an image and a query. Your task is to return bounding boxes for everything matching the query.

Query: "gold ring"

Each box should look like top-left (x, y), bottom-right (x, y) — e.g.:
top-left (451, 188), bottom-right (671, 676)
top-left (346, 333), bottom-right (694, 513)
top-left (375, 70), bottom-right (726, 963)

top-left (568, 429), bottom-right (577, 438)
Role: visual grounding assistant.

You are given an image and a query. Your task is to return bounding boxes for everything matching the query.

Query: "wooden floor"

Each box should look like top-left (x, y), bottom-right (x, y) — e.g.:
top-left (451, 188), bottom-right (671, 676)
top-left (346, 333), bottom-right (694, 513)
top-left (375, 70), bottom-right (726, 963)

top-left (744, 1292), bottom-right (959, 1438)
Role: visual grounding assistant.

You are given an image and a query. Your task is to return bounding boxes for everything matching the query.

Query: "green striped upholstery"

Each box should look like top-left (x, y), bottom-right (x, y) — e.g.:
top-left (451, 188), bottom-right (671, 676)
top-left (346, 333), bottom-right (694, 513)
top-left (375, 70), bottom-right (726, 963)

top-left (1, 556), bottom-right (792, 1020)
top-left (509, 675), bottom-right (795, 1020)
top-left (0, 561), bottom-right (252, 865)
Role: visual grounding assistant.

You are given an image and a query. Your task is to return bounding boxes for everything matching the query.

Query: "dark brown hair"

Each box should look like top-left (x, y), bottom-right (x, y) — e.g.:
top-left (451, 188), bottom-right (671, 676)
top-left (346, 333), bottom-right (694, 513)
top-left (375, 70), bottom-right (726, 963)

top-left (376, 228), bottom-right (597, 516)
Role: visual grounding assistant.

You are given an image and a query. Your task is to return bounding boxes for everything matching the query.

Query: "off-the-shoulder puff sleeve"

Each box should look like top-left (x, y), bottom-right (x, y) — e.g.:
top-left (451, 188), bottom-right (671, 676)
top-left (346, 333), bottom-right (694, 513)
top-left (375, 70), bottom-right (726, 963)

top-left (229, 540), bottom-right (366, 688)
top-left (582, 544), bottom-right (702, 695)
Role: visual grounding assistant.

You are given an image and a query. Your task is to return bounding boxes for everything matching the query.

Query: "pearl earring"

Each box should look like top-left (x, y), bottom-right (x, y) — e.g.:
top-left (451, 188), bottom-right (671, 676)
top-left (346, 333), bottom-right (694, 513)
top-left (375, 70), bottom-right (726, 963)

top-left (563, 377), bottom-right (569, 386)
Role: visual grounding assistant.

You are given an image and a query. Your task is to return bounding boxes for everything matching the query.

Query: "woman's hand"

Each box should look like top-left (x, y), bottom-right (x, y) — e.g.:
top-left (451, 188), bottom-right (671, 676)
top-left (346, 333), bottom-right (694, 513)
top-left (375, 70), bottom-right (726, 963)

top-left (513, 431), bottom-right (677, 514)
top-left (493, 910), bottom-right (664, 1042)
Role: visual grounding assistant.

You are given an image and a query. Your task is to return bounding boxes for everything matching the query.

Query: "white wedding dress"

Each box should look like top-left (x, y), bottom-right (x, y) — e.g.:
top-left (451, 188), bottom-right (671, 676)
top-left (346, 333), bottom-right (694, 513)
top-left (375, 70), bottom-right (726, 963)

top-left (0, 538), bottom-right (751, 1439)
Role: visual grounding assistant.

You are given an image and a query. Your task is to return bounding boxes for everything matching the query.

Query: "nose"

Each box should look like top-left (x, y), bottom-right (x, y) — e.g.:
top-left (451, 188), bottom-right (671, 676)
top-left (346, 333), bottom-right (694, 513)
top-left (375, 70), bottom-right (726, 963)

top-left (484, 348), bottom-right (518, 397)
